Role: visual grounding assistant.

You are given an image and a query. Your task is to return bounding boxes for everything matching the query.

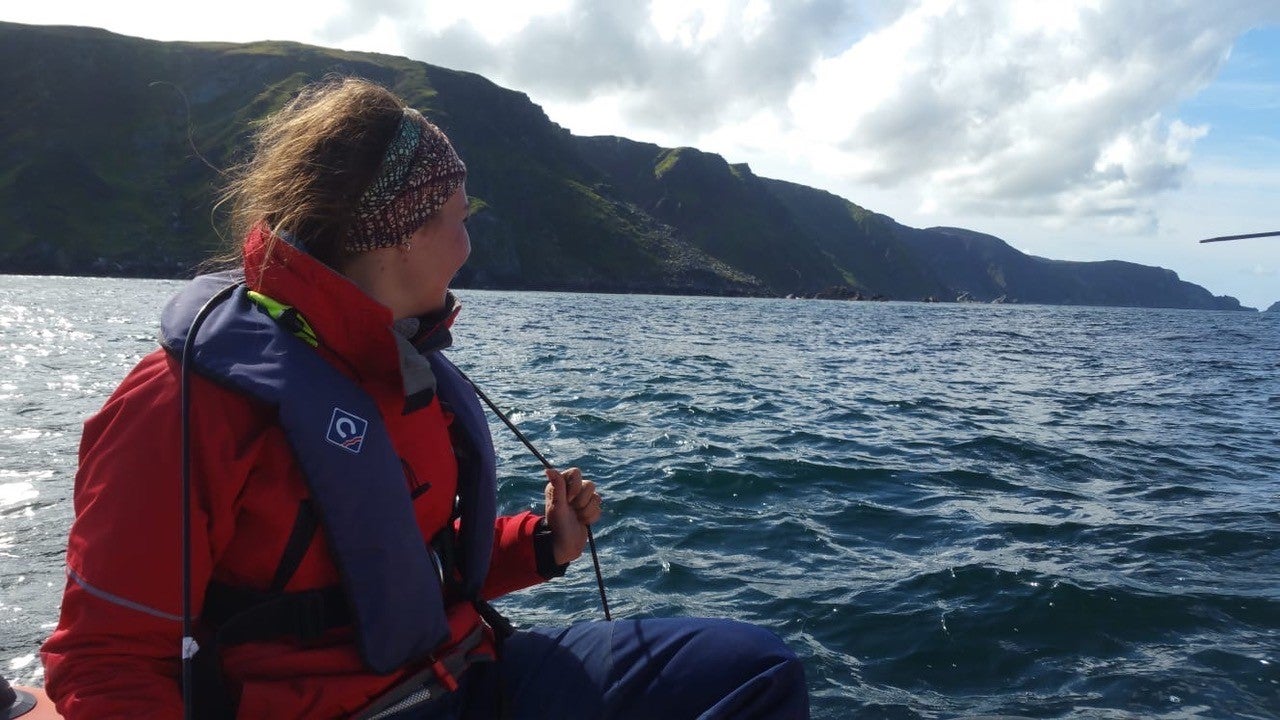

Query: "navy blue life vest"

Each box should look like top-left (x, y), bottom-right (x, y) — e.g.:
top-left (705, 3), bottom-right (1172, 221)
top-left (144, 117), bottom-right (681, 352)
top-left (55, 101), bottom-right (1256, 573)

top-left (159, 272), bottom-right (498, 674)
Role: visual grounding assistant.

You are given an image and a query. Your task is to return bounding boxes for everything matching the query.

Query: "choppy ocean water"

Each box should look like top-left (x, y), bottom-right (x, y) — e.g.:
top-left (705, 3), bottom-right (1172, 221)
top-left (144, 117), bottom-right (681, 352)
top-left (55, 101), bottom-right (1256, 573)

top-left (1, 274), bottom-right (1277, 719)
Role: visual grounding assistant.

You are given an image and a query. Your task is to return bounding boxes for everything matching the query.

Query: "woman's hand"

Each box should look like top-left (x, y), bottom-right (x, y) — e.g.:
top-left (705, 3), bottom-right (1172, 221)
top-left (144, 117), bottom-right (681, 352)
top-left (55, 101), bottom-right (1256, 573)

top-left (544, 467), bottom-right (603, 566)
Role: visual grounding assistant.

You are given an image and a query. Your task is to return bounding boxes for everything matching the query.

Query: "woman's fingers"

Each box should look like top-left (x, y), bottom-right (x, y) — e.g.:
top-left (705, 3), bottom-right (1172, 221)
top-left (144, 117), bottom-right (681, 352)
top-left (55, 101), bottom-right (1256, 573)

top-left (561, 467), bottom-right (583, 498)
top-left (580, 494), bottom-right (602, 525)
top-left (569, 480), bottom-right (596, 509)
top-left (543, 468), bottom-right (565, 509)
top-left (548, 467), bottom-right (603, 525)
top-left (569, 480), bottom-right (604, 524)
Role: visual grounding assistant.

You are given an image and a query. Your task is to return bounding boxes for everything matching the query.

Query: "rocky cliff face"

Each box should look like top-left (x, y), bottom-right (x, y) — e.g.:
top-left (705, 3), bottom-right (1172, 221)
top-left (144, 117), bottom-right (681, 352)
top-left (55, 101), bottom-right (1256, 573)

top-left (893, 227), bottom-right (1245, 310)
top-left (0, 21), bottom-right (1247, 310)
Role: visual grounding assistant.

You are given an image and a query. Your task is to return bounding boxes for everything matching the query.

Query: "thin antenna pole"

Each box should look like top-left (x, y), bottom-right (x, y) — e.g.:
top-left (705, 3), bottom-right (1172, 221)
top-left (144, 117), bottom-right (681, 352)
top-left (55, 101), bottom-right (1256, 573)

top-left (1199, 230), bottom-right (1280, 243)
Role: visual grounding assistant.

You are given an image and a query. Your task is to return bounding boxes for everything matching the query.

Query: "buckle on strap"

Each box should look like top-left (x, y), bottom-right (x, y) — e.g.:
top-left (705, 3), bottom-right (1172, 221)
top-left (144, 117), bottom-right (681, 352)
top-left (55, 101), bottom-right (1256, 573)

top-left (431, 624), bottom-right (488, 690)
top-left (353, 626), bottom-right (490, 720)
top-left (431, 659), bottom-right (461, 693)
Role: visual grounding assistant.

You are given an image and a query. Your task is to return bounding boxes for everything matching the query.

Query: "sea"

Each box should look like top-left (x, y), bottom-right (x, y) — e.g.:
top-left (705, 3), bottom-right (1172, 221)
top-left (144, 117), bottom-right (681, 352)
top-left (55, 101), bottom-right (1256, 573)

top-left (0, 275), bottom-right (1277, 719)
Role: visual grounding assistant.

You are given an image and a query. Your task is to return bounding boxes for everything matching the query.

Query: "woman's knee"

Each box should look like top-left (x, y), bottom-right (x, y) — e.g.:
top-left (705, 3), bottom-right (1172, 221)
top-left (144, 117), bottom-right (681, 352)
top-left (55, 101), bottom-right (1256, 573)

top-left (684, 619), bottom-right (806, 681)
top-left (679, 619), bottom-right (809, 717)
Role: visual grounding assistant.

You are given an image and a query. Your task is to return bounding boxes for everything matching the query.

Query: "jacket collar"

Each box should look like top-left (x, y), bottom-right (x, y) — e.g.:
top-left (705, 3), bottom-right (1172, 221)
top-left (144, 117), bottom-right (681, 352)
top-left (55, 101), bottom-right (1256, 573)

top-left (402, 292), bottom-right (461, 353)
top-left (242, 226), bottom-right (403, 389)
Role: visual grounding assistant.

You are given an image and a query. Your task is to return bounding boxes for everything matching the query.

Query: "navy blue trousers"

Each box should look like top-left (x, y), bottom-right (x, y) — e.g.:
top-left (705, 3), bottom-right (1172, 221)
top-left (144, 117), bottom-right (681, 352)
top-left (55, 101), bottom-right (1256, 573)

top-left (405, 618), bottom-right (809, 719)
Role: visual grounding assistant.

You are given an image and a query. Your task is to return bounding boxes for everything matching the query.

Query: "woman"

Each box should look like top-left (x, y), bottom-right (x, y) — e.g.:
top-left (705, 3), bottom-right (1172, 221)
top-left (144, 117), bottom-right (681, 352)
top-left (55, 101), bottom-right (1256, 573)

top-left (41, 77), bottom-right (808, 719)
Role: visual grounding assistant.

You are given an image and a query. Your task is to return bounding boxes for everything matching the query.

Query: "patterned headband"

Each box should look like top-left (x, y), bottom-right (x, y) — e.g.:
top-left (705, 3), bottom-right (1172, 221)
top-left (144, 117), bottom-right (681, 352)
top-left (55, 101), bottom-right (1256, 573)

top-left (347, 107), bottom-right (467, 253)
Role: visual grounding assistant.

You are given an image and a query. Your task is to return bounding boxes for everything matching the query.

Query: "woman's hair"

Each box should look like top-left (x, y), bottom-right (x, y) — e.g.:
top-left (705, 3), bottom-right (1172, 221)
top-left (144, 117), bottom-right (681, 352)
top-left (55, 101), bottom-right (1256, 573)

top-left (219, 76), bottom-right (406, 270)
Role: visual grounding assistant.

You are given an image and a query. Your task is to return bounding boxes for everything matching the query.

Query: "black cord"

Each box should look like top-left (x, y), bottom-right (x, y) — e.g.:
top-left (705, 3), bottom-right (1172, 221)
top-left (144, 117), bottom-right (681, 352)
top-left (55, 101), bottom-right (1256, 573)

top-left (179, 282), bottom-right (239, 720)
top-left (457, 371), bottom-right (613, 622)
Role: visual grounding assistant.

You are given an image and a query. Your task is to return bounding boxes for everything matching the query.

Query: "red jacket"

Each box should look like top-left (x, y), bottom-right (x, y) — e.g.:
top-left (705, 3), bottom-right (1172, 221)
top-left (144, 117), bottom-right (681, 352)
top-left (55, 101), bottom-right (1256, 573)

top-left (41, 232), bottom-right (548, 718)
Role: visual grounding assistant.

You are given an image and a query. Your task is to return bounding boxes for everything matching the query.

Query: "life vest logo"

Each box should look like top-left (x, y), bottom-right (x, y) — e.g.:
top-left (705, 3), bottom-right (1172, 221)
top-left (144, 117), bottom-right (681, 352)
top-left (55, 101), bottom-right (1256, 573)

top-left (326, 408), bottom-right (368, 454)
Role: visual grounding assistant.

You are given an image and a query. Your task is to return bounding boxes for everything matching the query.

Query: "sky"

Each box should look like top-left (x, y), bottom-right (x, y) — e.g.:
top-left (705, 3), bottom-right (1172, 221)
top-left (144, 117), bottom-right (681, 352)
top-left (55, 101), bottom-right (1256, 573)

top-left (5, 1), bottom-right (1280, 309)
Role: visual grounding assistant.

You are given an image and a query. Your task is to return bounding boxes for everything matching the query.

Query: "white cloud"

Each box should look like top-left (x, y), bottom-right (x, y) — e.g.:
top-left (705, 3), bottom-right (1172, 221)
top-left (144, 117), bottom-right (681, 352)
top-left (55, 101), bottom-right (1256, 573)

top-left (323, 0), bottom-right (868, 135)
top-left (786, 0), bottom-right (1277, 224)
top-left (317, 0), bottom-right (575, 44)
top-left (312, 0), bottom-right (1280, 228)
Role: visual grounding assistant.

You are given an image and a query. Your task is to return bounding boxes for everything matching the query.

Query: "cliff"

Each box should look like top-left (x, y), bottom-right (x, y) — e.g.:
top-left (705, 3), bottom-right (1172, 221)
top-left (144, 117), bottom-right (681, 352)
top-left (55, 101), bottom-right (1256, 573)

top-left (0, 22), bottom-right (1246, 310)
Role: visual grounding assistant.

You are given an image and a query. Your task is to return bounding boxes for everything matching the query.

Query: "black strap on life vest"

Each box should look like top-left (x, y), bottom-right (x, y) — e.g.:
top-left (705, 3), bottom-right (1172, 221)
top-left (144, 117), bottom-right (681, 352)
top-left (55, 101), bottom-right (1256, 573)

top-left (429, 524), bottom-right (516, 646)
top-left (268, 499), bottom-right (319, 593)
top-left (188, 580), bottom-right (352, 720)
top-left (195, 518), bottom-right (515, 657)
top-left (191, 540), bottom-right (513, 718)
top-left (199, 565), bottom-right (512, 655)
top-left (202, 583), bottom-right (350, 647)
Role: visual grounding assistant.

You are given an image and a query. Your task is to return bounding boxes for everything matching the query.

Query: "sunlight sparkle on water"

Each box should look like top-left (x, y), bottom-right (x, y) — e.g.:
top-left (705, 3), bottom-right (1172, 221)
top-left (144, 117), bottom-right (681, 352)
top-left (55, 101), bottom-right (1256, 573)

top-left (4, 430), bottom-right (45, 442)
top-left (7, 654), bottom-right (35, 671)
top-left (0, 481), bottom-right (38, 509)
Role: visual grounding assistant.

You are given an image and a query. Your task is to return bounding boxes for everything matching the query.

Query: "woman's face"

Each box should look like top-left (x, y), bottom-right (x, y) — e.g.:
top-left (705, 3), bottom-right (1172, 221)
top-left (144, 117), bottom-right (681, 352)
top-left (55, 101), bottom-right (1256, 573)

top-left (404, 183), bottom-right (471, 311)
